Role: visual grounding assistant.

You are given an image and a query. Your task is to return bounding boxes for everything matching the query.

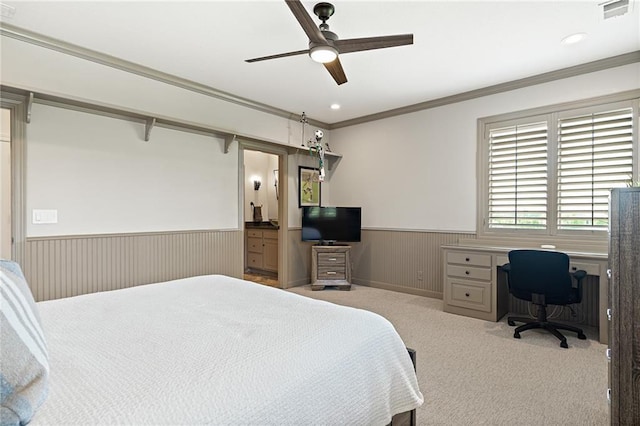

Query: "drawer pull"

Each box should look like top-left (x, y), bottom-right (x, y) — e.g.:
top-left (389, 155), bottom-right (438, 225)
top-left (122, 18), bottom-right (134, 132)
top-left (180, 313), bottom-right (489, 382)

top-left (326, 271), bottom-right (336, 275)
top-left (606, 348), bottom-right (611, 361)
top-left (465, 271), bottom-right (470, 275)
top-left (571, 266), bottom-right (577, 271)
top-left (465, 257), bottom-right (470, 262)
top-left (329, 258), bottom-right (337, 261)
top-left (607, 269), bottom-right (611, 279)
top-left (465, 293), bottom-right (470, 297)
top-left (607, 389), bottom-right (611, 404)
top-left (607, 308), bottom-right (612, 321)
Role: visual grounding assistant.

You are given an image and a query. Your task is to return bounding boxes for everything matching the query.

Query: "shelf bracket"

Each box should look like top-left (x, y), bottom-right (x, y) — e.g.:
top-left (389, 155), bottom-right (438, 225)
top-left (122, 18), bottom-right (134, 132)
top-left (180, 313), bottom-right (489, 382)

top-left (224, 134), bottom-right (236, 153)
top-left (144, 117), bottom-right (155, 142)
top-left (26, 92), bottom-right (34, 124)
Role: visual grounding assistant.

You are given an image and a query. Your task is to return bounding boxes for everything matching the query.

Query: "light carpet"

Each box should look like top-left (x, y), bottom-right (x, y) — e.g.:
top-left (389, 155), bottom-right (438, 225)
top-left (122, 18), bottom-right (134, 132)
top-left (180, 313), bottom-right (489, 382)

top-left (288, 284), bottom-right (608, 426)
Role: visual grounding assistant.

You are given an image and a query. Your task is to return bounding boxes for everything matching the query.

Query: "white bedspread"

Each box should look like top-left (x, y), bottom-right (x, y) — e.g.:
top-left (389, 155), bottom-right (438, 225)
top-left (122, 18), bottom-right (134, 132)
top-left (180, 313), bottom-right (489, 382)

top-left (32, 275), bottom-right (423, 425)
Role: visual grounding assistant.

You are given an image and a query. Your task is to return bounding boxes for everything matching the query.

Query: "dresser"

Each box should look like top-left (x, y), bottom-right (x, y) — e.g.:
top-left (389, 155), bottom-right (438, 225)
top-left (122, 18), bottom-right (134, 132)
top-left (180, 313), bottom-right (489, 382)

top-left (246, 228), bottom-right (278, 273)
top-left (608, 187), bottom-right (640, 424)
top-left (311, 245), bottom-right (351, 290)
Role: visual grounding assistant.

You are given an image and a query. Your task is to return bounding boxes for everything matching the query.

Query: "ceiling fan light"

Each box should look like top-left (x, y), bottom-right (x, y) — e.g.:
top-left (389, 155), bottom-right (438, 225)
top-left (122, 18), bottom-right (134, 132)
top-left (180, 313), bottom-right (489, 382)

top-left (309, 45), bottom-right (338, 63)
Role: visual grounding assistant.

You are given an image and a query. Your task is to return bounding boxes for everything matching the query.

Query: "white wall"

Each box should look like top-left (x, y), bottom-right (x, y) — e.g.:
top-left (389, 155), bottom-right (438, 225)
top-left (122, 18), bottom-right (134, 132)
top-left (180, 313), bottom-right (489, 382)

top-left (26, 103), bottom-right (238, 236)
top-left (329, 63), bottom-right (640, 232)
top-left (1, 35), bottom-right (331, 233)
top-left (243, 150), bottom-right (278, 222)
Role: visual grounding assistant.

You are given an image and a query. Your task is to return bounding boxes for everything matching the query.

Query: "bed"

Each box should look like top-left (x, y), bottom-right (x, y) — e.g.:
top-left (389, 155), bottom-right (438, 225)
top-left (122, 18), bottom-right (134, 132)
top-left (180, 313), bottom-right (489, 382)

top-left (1, 261), bottom-right (423, 425)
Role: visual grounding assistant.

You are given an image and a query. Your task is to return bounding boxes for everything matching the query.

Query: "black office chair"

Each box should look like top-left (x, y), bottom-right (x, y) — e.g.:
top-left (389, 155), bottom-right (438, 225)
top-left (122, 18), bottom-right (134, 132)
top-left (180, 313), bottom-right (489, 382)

top-left (502, 249), bottom-right (587, 348)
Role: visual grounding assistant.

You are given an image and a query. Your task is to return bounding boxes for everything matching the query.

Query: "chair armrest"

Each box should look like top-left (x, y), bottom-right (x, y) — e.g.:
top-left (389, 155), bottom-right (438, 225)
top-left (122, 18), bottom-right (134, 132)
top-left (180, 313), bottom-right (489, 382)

top-left (572, 270), bottom-right (587, 280)
top-left (501, 263), bottom-right (511, 272)
top-left (571, 269), bottom-right (586, 303)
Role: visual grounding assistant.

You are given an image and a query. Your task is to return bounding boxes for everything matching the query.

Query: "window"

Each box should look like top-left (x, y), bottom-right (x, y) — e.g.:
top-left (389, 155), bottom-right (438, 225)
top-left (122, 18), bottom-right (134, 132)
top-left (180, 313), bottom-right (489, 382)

top-left (479, 94), bottom-right (638, 242)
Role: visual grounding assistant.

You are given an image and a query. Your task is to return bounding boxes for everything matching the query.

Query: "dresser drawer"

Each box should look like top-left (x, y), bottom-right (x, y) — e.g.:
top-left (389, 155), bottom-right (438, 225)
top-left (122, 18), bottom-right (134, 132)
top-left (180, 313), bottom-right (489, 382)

top-left (318, 252), bottom-right (346, 266)
top-left (263, 230), bottom-right (278, 241)
top-left (246, 229), bottom-right (262, 238)
top-left (447, 252), bottom-right (492, 267)
top-left (317, 266), bottom-right (346, 280)
top-left (447, 264), bottom-right (492, 281)
top-left (247, 237), bottom-right (262, 252)
top-left (447, 279), bottom-right (491, 313)
top-left (247, 252), bottom-right (263, 268)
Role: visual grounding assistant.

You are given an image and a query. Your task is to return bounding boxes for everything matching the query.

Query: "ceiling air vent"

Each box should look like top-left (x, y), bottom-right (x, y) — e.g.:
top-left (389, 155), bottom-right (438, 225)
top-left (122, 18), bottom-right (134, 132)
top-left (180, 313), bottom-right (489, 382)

top-left (600, 0), bottom-right (630, 19)
top-left (0, 2), bottom-right (16, 19)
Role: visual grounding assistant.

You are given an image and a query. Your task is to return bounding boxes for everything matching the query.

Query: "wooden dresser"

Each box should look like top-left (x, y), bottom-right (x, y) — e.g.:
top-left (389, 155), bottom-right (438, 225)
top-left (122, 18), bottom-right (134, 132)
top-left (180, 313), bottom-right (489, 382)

top-left (311, 245), bottom-right (352, 290)
top-left (608, 187), bottom-right (640, 424)
top-left (245, 228), bottom-right (278, 273)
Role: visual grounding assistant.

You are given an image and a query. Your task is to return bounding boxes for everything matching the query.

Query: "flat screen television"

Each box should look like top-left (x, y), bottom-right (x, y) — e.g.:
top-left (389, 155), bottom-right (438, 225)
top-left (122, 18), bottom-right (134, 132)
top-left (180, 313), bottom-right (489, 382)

top-left (301, 206), bottom-right (361, 244)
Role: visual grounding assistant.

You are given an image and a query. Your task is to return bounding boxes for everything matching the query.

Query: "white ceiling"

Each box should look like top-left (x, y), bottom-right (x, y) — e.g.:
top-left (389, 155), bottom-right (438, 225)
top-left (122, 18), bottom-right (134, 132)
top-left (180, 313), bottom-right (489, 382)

top-left (2, 0), bottom-right (639, 125)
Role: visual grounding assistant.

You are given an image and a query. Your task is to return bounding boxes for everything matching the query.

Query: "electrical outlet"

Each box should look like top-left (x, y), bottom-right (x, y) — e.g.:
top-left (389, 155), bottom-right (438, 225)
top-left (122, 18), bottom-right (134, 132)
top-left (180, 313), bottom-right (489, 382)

top-left (417, 271), bottom-right (423, 280)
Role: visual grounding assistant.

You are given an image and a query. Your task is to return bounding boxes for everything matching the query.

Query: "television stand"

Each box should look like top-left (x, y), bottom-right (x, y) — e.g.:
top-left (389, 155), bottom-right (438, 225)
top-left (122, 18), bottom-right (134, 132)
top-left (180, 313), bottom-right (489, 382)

top-left (311, 245), bottom-right (352, 291)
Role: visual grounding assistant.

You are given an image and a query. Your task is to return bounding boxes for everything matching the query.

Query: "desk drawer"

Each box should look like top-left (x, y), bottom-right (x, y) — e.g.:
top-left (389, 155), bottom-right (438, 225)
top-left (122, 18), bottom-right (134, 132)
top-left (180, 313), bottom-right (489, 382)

top-left (570, 261), bottom-right (600, 276)
top-left (318, 253), bottom-right (346, 266)
top-left (447, 279), bottom-right (491, 313)
top-left (447, 264), bottom-right (491, 281)
top-left (447, 252), bottom-right (492, 267)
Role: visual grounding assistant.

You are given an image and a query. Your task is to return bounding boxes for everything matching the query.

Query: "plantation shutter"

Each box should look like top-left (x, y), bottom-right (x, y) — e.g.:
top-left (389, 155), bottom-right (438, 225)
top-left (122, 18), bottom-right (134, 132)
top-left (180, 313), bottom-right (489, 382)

top-left (557, 107), bottom-right (634, 231)
top-left (488, 122), bottom-right (548, 229)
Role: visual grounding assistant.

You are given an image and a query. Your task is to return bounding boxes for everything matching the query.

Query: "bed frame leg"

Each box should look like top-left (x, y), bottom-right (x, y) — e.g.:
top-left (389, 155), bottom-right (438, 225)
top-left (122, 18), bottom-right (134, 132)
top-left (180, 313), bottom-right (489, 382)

top-left (390, 347), bottom-right (417, 426)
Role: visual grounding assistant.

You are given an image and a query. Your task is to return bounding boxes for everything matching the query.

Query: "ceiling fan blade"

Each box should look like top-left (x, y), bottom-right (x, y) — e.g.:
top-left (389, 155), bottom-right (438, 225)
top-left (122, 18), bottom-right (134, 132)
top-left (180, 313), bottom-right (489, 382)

top-left (285, 0), bottom-right (326, 44)
top-left (324, 57), bottom-right (347, 85)
top-left (335, 34), bottom-right (414, 54)
top-left (245, 49), bottom-right (309, 63)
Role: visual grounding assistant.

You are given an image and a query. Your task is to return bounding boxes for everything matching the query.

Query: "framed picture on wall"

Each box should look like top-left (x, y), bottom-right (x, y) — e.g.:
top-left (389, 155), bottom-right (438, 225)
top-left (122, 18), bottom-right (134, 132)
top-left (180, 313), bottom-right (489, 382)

top-left (298, 166), bottom-right (321, 207)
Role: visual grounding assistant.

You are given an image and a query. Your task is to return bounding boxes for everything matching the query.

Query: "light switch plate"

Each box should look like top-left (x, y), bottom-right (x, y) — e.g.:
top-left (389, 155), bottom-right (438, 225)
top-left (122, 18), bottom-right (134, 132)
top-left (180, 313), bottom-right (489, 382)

top-left (32, 209), bottom-right (58, 224)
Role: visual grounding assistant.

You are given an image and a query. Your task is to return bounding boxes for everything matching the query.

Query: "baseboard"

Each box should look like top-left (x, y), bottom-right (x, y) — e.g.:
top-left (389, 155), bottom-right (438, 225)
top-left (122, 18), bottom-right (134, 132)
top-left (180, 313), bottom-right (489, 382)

top-left (352, 278), bottom-right (443, 299)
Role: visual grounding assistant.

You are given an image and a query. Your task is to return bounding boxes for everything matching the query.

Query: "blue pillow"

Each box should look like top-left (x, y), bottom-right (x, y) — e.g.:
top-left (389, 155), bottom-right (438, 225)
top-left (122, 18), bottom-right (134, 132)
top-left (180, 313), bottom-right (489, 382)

top-left (0, 260), bottom-right (49, 425)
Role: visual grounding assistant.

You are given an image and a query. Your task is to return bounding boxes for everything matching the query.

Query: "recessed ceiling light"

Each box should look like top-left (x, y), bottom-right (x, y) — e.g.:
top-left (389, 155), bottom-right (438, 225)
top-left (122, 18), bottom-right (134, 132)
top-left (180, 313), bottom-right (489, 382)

top-left (330, 104), bottom-right (341, 110)
top-left (561, 33), bottom-right (587, 45)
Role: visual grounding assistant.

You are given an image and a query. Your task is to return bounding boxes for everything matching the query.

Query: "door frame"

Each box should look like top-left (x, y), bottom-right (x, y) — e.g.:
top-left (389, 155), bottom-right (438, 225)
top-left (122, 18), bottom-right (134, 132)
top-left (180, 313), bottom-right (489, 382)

top-left (239, 140), bottom-right (289, 289)
top-left (1, 91), bottom-right (26, 264)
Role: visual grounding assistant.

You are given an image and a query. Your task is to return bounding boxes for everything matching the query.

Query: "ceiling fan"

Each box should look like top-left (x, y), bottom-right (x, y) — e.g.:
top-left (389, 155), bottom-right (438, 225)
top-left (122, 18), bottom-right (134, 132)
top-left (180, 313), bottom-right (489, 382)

top-left (245, 1), bottom-right (413, 85)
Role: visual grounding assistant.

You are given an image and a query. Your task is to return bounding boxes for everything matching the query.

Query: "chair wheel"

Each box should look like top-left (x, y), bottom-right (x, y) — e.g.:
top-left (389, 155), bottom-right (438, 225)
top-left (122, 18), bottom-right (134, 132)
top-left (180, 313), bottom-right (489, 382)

top-left (578, 333), bottom-right (587, 340)
top-left (508, 320), bottom-right (515, 326)
top-left (560, 340), bottom-right (568, 349)
top-left (514, 332), bottom-right (520, 339)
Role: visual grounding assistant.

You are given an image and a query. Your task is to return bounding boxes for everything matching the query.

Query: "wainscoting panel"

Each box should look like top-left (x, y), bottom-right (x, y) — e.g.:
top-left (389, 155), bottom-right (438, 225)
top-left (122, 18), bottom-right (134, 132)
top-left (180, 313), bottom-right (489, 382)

top-left (350, 230), bottom-right (475, 298)
top-left (508, 275), bottom-right (599, 327)
top-left (286, 229), bottom-right (314, 288)
top-left (24, 230), bottom-right (243, 301)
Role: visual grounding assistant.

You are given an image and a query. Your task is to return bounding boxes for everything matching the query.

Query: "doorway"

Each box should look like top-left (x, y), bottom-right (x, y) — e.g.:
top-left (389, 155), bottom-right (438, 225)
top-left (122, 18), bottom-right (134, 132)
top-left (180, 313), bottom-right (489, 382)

top-left (1, 108), bottom-right (11, 259)
top-left (242, 147), bottom-right (284, 288)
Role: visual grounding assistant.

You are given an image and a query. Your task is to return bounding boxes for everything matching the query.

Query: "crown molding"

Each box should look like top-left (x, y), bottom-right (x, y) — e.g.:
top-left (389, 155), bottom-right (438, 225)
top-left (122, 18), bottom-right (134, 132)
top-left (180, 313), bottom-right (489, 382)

top-left (0, 22), bottom-right (329, 129)
top-left (2, 22), bottom-right (637, 131)
top-left (329, 50), bottom-right (640, 129)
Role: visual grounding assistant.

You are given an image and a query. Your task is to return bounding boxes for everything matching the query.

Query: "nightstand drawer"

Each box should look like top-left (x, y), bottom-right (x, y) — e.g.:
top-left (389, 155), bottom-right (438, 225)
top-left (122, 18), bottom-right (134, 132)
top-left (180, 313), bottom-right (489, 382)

top-left (318, 253), bottom-right (346, 265)
top-left (447, 279), bottom-right (491, 313)
top-left (447, 264), bottom-right (491, 281)
top-left (318, 266), bottom-right (346, 280)
top-left (247, 237), bottom-right (262, 252)
top-left (447, 252), bottom-right (492, 267)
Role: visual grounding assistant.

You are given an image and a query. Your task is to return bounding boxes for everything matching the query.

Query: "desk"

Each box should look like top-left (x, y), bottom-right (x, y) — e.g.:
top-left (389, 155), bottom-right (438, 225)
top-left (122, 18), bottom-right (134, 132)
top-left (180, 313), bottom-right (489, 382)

top-left (441, 244), bottom-right (608, 344)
